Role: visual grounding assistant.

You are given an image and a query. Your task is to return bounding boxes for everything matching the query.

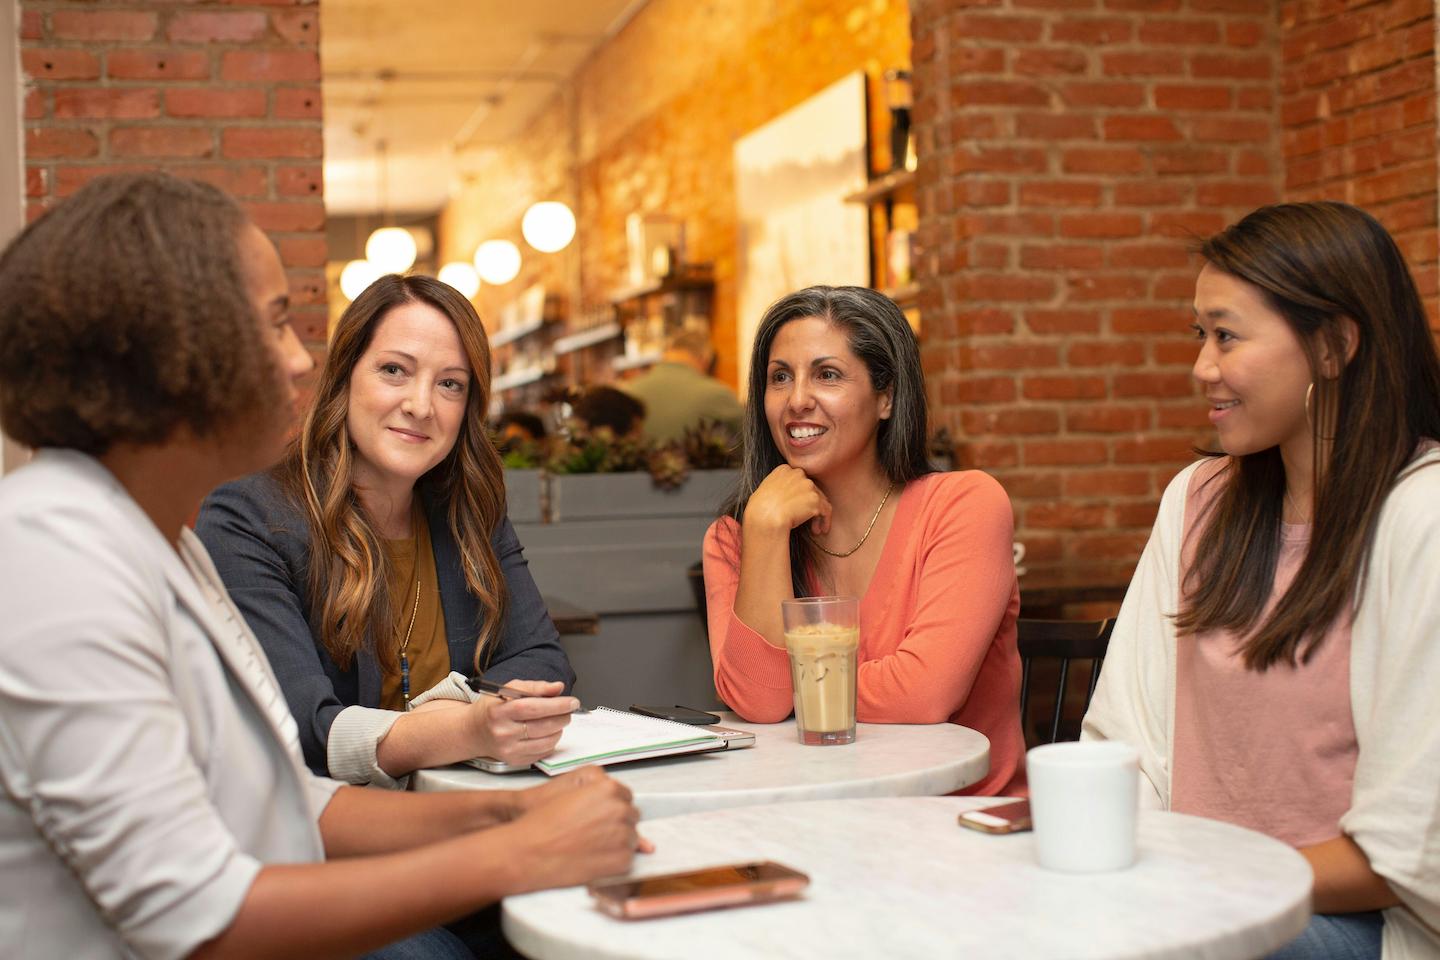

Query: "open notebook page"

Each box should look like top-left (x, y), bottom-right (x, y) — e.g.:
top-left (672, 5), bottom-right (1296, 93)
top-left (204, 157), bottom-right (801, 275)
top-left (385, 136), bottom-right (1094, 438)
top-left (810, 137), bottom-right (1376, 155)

top-left (535, 707), bottom-right (725, 775)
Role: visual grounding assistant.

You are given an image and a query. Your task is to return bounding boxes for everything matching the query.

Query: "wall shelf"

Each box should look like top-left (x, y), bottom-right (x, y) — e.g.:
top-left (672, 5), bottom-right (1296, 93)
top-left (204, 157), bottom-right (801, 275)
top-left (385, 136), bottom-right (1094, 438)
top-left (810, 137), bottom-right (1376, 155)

top-left (844, 168), bottom-right (916, 205)
top-left (492, 366), bottom-right (548, 392)
top-left (490, 316), bottom-right (548, 347)
top-left (552, 322), bottom-right (623, 356)
top-left (612, 352), bottom-right (662, 373)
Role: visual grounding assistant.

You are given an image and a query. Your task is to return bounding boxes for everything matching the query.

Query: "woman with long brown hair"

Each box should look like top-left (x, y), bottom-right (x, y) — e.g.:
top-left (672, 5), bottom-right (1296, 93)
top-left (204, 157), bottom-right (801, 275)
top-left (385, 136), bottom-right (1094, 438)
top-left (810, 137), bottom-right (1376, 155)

top-left (1083, 202), bottom-right (1440, 959)
top-left (0, 172), bottom-right (641, 960)
top-left (197, 274), bottom-right (576, 788)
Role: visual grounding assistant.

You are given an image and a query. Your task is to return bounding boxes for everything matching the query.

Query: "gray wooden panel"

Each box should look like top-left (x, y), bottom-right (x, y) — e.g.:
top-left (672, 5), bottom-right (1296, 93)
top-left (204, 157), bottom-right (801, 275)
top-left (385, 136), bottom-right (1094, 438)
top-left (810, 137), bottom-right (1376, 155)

top-left (548, 470), bottom-right (736, 522)
top-left (514, 517), bottom-right (712, 615)
top-left (502, 469), bottom-right (544, 524)
top-left (562, 612), bottom-right (722, 711)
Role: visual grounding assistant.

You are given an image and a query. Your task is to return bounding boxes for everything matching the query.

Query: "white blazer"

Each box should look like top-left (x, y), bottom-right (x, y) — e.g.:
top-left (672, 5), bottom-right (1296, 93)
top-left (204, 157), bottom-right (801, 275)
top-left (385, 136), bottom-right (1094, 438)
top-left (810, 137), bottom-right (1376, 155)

top-left (0, 450), bottom-right (342, 960)
top-left (1083, 448), bottom-right (1440, 960)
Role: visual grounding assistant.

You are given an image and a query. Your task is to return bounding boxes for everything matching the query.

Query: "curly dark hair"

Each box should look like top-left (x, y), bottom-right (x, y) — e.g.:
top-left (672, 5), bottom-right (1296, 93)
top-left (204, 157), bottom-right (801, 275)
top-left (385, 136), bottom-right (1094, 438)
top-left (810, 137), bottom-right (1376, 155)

top-left (0, 172), bottom-right (281, 454)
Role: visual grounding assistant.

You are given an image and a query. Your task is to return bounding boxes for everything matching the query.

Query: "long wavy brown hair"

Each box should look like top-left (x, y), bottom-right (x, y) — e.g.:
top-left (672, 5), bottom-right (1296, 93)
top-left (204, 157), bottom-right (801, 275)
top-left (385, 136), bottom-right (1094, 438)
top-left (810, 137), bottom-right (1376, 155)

top-left (1175, 202), bottom-right (1440, 669)
top-left (278, 274), bottom-right (509, 673)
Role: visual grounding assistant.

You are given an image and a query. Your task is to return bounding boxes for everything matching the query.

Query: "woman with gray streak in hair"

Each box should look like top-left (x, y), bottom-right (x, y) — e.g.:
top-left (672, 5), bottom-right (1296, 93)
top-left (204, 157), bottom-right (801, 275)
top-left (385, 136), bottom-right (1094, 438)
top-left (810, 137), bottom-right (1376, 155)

top-left (702, 285), bottom-right (1026, 795)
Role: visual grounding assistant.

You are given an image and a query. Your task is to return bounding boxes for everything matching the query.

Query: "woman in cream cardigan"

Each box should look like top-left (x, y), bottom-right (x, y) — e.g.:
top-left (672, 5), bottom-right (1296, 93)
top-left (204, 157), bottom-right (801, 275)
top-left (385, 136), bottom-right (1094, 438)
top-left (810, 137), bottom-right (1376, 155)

top-left (1083, 202), bottom-right (1440, 960)
top-left (0, 173), bottom-right (643, 960)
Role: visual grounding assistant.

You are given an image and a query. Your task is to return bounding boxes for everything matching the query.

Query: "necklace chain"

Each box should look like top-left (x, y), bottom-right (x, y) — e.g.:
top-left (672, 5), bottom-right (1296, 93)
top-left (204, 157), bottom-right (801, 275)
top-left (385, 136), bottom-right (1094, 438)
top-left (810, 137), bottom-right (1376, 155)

top-left (814, 482), bottom-right (896, 559)
top-left (398, 555), bottom-right (421, 709)
top-left (1284, 487), bottom-right (1310, 524)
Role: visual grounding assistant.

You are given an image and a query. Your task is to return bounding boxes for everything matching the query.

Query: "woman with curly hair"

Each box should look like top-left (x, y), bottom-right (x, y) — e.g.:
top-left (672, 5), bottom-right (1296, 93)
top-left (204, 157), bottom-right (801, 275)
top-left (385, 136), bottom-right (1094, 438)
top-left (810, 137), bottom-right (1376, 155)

top-left (197, 274), bottom-right (575, 788)
top-left (0, 172), bottom-right (641, 960)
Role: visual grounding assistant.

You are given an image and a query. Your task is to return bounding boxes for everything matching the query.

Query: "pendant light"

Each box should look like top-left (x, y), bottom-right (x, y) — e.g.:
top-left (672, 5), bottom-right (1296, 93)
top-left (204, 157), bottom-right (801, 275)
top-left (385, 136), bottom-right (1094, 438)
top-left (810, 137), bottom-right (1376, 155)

top-left (521, 201), bottom-right (576, 253)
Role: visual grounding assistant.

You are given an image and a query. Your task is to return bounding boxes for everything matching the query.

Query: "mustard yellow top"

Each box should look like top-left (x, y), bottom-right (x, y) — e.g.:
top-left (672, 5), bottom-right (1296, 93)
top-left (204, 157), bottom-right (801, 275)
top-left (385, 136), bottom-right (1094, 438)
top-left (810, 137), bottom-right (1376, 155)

top-left (380, 505), bottom-right (449, 711)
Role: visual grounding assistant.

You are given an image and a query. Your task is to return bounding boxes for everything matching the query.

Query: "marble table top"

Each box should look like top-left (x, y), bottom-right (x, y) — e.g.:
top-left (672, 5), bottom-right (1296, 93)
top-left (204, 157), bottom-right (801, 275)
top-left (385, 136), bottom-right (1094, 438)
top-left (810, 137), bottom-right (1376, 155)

top-left (502, 797), bottom-right (1312, 960)
top-left (412, 713), bottom-right (990, 819)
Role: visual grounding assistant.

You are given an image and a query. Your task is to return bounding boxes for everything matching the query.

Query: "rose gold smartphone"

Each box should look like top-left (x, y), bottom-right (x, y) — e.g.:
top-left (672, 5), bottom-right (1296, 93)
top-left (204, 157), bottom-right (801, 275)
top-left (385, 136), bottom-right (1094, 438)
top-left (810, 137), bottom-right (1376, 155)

top-left (957, 799), bottom-right (1032, 834)
top-left (588, 861), bottom-right (810, 919)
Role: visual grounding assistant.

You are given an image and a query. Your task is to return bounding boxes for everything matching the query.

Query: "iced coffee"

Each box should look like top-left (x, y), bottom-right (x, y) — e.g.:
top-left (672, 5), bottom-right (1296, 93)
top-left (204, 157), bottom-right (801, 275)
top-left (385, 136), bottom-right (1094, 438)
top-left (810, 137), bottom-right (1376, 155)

top-left (781, 597), bottom-right (860, 746)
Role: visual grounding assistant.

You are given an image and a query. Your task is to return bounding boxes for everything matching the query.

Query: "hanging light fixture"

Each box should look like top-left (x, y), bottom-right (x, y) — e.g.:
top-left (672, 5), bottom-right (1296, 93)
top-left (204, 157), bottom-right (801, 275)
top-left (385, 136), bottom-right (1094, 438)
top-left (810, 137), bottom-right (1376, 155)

top-left (473, 239), bottom-right (521, 285)
top-left (437, 261), bottom-right (481, 299)
top-left (340, 259), bottom-right (382, 301)
top-left (365, 226), bottom-right (418, 274)
top-left (521, 200), bottom-right (576, 253)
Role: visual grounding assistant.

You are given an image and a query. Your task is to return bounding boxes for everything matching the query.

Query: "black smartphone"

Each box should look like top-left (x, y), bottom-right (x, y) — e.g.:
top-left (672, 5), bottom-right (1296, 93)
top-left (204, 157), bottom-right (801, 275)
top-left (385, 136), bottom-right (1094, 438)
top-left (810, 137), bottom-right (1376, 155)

top-left (630, 704), bottom-right (721, 725)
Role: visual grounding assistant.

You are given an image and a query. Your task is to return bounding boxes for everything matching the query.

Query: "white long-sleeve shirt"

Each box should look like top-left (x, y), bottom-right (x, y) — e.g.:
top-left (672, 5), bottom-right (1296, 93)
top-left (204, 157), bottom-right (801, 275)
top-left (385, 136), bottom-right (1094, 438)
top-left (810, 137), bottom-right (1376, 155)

top-left (1083, 447), bottom-right (1440, 960)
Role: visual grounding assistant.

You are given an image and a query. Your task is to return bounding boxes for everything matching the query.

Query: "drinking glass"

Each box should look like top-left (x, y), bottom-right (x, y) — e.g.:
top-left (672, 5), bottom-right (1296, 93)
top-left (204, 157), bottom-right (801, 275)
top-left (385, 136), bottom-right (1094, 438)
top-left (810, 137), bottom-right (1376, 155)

top-left (781, 596), bottom-right (860, 746)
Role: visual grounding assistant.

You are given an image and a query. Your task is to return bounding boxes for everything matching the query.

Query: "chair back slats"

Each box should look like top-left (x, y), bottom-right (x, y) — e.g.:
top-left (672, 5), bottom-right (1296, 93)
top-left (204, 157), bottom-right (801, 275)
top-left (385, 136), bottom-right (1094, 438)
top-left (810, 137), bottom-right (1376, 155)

top-left (1016, 617), bottom-right (1115, 745)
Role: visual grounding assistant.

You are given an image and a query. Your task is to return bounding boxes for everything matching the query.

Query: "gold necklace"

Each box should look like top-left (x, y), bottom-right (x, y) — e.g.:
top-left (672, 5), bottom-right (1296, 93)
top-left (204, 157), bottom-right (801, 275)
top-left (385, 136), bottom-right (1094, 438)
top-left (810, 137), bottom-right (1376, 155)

top-left (398, 563), bottom-right (421, 709)
top-left (814, 482), bottom-right (895, 558)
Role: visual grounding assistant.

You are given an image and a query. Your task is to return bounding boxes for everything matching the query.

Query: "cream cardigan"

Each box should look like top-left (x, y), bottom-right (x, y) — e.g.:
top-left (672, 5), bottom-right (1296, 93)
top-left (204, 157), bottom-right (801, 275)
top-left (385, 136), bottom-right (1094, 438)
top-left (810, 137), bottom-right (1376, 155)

top-left (1083, 448), bottom-right (1440, 960)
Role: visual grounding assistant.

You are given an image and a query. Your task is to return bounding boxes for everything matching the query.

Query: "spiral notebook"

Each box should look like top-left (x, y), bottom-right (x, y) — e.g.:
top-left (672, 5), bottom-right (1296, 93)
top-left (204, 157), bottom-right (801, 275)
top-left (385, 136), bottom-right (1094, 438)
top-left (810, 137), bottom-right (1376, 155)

top-left (534, 706), bottom-right (728, 776)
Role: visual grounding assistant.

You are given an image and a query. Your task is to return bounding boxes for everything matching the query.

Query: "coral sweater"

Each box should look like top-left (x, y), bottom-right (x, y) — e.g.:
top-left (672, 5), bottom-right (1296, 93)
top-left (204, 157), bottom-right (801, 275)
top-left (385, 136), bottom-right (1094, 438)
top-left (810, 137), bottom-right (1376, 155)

top-left (702, 471), bottom-right (1025, 795)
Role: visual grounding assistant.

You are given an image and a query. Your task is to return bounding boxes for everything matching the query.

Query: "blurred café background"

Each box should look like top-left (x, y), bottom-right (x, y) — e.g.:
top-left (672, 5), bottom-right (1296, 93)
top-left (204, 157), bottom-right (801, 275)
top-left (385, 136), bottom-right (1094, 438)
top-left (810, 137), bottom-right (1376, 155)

top-left (4, 0), bottom-right (1438, 709)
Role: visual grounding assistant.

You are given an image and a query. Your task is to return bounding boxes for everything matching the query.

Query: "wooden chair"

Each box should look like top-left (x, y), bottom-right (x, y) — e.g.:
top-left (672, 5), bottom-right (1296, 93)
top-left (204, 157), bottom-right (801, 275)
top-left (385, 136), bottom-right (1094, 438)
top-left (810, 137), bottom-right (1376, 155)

top-left (1017, 617), bottom-right (1115, 745)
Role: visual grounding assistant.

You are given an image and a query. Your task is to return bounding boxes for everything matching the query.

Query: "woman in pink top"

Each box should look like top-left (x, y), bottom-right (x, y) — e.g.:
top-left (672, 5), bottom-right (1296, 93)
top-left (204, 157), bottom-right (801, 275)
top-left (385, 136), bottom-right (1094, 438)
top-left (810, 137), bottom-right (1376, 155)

top-left (703, 286), bottom-right (1024, 796)
top-left (1084, 203), bottom-right (1440, 960)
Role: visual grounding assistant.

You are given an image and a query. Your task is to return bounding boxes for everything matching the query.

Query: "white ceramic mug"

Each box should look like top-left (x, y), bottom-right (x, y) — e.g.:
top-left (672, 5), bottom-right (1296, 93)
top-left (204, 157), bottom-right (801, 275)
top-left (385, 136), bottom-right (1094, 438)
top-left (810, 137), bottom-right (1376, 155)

top-left (1012, 541), bottom-right (1027, 577)
top-left (1027, 740), bottom-right (1139, 873)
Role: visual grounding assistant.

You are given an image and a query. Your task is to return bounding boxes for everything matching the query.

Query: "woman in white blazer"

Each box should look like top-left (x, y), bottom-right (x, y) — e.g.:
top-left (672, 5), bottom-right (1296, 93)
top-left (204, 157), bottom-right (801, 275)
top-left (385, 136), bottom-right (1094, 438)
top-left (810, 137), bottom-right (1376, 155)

top-left (0, 172), bottom-right (644, 960)
top-left (1083, 202), bottom-right (1440, 960)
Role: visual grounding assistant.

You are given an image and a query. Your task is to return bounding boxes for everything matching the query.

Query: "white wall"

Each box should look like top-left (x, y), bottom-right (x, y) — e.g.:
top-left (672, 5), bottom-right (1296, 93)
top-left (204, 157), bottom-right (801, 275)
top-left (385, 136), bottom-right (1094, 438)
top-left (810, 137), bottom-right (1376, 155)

top-left (1, 0), bottom-right (29, 473)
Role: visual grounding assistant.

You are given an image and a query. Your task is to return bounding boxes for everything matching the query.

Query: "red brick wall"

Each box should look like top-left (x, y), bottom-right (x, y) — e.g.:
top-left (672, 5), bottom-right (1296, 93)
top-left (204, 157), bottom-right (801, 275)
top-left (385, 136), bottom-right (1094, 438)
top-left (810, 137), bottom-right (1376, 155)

top-left (442, 0), bottom-right (913, 390)
top-left (1280, 0), bottom-right (1438, 326)
top-left (19, 1), bottom-right (329, 347)
top-left (910, 0), bottom-right (1282, 582)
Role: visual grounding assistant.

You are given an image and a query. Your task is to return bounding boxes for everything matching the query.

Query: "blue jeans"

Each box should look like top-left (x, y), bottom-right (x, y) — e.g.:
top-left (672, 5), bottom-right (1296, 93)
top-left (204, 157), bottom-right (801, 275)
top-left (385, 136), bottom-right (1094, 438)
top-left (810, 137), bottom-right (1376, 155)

top-left (1267, 912), bottom-right (1384, 960)
top-left (364, 904), bottom-right (524, 960)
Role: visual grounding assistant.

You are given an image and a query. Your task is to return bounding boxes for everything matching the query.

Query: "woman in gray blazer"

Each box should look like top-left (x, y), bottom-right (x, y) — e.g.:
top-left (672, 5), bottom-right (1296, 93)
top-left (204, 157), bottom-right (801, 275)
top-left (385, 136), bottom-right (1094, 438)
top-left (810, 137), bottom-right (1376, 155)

top-left (198, 275), bottom-right (576, 788)
top-left (0, 173), bottom-right (642, 960)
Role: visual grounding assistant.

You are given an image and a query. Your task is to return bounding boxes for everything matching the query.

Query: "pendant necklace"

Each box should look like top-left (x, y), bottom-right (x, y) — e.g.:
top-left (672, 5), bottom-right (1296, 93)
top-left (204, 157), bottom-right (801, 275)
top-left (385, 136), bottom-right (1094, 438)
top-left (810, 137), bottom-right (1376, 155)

top-left (814, 482), bottom-right (896, 559)
top-left (399, 570), bottom-right (420, 708)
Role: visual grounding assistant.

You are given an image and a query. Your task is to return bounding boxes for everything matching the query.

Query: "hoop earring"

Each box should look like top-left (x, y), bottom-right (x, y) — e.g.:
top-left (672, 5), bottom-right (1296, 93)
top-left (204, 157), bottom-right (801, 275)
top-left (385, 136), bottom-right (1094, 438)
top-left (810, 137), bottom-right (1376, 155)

top-left (1305, 381), bottom-right (1338, 442)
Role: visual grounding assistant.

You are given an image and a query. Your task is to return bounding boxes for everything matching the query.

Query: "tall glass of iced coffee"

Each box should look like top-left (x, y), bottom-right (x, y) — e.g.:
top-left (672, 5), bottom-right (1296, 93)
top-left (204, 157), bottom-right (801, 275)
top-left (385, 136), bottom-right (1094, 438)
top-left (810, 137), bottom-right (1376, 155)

top-left (781, 596), bottom-right (860, 745)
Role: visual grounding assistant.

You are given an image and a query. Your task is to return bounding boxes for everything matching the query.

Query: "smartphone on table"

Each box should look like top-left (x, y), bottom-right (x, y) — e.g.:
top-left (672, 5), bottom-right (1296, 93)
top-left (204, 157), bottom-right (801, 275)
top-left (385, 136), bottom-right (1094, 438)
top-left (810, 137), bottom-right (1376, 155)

top-left (588, 861), bottom-right (809, 919)
top-left (957, 799), bottom-right (1032, 834)
top-left (630, 705), bottom-right (721, 725)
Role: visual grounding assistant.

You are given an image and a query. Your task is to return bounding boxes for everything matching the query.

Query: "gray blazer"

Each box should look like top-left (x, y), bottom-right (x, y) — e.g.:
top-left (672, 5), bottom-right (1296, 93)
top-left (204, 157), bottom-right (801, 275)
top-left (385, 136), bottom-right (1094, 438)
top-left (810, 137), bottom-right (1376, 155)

top-left (196, 470), bottom-right (574, 778)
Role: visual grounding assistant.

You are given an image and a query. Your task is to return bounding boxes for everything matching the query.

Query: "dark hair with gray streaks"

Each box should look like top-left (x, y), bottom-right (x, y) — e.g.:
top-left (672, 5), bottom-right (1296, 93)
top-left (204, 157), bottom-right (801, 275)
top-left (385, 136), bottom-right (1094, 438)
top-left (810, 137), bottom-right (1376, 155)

top-left (721, 285), bottom-right (934, 597)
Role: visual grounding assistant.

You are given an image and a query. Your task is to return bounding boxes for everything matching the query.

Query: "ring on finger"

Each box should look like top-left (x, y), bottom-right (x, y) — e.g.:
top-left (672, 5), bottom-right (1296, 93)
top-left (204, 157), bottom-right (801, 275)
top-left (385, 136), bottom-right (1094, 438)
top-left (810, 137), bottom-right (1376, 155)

top-left (522, 721), bottom-right (530, 740)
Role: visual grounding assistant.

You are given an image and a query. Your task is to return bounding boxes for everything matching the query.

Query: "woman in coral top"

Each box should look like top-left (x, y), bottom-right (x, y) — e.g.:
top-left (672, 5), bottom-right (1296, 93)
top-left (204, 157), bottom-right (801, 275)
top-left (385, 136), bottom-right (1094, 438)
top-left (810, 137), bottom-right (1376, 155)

top-left (1083, 203), bottom-right (1440, 960)
top-left (702, 286), bottom-right (1024, 795)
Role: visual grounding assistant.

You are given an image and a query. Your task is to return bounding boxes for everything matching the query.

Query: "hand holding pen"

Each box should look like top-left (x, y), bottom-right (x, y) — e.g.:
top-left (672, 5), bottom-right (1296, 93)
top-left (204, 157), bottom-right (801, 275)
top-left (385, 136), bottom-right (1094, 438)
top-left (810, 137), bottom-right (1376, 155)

top-left (461, 675), bottom-right (585, 766)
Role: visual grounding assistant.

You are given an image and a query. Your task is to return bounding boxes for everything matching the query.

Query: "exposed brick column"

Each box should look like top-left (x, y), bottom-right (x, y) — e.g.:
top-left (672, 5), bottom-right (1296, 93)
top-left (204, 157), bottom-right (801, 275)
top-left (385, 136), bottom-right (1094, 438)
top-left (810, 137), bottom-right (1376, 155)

top-left (910, 0), bottom-right (1281, 581)
top-left (20, 2), bottom-right (328, 347)
top-left (1279, 0), bottom-right (1438, 328)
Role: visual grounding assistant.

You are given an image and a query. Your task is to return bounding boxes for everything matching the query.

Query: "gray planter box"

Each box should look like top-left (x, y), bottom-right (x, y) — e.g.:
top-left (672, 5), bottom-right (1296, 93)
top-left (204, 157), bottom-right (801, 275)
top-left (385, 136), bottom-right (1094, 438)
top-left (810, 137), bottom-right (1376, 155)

top-left (512, 468), bottom-right (738, 709)
top-left (502, 469), bottom-right (543, 524)
top-left (547, 469), bottom-right (737, 522)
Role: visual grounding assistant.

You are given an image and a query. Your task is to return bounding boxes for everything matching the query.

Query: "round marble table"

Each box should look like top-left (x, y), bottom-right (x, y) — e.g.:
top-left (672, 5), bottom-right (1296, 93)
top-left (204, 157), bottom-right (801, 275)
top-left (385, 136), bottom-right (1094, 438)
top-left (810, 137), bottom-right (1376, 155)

top-left (412, 713), bottom-right (990, 819)
top-left (502, 797), bottom-right (1312, 960)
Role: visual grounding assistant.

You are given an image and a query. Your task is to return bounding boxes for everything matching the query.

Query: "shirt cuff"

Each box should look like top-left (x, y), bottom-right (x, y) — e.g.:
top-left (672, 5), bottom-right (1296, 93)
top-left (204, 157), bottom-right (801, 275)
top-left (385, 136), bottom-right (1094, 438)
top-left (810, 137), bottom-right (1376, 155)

top-left (326, 705), bottom-right (407, 790)
top-left (129, 851), bottom-right (262, 960)
top-left (723, 611), bottom-right (793, 691)
top-left (407, 671), bottom-right (479, 709)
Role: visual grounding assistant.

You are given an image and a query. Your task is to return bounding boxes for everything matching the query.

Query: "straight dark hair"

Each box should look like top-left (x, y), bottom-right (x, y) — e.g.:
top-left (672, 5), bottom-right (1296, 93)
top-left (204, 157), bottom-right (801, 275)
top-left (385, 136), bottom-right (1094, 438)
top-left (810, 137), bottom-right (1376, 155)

top-left (1176, 202), bottom-right (1440, 669)
top-left (721, 285), bottom-right (935, 597)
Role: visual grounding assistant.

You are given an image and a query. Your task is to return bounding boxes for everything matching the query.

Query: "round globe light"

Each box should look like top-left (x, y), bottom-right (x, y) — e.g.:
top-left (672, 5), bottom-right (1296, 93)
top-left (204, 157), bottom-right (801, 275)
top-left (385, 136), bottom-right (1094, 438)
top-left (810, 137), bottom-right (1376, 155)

top-left (365, 226), bottom-right (418, 273)
top-left (437, 261), bottom-right (481, 299)
top-left (473, 239), bottom-right (522, 285)
top-left (521, 201), bottom-right (576, 253)
top-left (339, 259), bottom-right (382, 301)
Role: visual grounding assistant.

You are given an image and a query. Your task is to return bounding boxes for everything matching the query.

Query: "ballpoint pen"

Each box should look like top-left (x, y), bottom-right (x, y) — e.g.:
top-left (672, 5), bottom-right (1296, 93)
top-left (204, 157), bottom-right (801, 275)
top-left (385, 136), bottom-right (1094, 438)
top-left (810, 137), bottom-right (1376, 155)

top-left (465, 675), bottom-right (591, 713)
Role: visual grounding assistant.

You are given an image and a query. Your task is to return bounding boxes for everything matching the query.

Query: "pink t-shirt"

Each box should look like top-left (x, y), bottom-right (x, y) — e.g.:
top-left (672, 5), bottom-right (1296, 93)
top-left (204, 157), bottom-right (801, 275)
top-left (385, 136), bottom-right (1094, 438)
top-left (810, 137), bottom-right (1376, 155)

top-left (1170, 459), bottom-right (1358, 847)
top-left (702, 471), bottom-right (1025, 796)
